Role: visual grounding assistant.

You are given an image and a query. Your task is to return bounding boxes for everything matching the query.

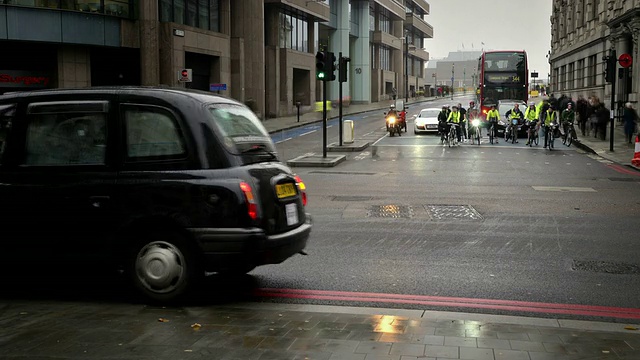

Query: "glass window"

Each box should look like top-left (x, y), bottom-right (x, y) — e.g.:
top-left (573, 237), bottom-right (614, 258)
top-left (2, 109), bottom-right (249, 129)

top-left (380, 46), bottom-right (391, 71)
top-left (207, 104), bottom-right (274, 158)
top-left (24, 103), bottom-right (108, 166)
top-left (380, 13), bottom-right (390, 34)
top-left (186, 0), bottom-right (197, 27)
top-left (279, 12), bottom-right (308, 52)
top-left (124, 106), bottom-right (186, 160)
top-left (0, 104), bottom-right (16, 165)
top-left (104, 0), bottom-right (129, 17)
top-left (209, 0), bottom-right (219, 32)
top-left (198, 0), bottom-right (209, 30)
top-left (160, 0), bottom-right (172, 21)
top-left (567, 62), bottom-right (574, 90)
top-left (174, 0), bottom-right (185, 24)
top-left (369, 4), bottom-right (375, 31)
top-left (484, 52), bottom-right (526, 72)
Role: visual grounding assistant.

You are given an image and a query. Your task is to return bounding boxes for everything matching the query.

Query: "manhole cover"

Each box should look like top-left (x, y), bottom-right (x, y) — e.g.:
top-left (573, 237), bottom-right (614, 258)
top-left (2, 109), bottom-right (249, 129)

top-left (367, 205), bottom-right (413, 218)
top-left (425, 205), bottom-right (483, 221)
top-left (333, 196), bottom-right (374, 201)
top-left (572, 260), bottom-right (640, 275)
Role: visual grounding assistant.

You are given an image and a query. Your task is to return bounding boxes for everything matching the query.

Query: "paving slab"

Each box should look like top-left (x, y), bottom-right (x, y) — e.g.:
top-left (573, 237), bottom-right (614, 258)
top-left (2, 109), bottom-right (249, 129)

top-left (327, 141), bottom-right (370, 152)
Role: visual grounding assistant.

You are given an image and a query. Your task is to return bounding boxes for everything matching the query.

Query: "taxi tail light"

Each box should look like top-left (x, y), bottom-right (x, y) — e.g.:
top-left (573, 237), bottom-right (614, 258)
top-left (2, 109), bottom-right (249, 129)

top-left (294, 175), bottom-right (307, 206)
top-left (239, 181), bottom-right (258, 220)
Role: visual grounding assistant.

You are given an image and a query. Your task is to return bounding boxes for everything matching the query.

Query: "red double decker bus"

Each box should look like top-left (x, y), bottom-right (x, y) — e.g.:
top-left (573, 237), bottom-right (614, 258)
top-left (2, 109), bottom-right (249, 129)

top-left (476, 50), bottom-right (529, 118)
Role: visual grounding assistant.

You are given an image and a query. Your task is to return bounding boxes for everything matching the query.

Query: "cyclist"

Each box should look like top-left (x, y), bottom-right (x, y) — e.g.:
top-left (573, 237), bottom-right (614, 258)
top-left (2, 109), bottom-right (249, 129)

top-left (437, 105), bottom-right (449, 144)
top-left (524, 103), bottom-right (539, 145)
top-left (467, 101), bottom-right (481, 144)
top-left (485, 104), bottom-right (501, 144)
top-left (561, 102), bottom-right (576, 141)
top-left (447, 105), bottom-right (462, 144)
top-left (505, 104), bottom-right (524, 143)
top-left (458, 103), bottom-right (468, 142)
top-left (542, 104), bottom-right (558, 148)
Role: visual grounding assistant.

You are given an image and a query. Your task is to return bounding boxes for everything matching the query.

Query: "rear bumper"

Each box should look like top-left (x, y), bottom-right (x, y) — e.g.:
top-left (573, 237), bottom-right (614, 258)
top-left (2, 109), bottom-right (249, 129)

top-left (188, 215), bottom-right (312, 272)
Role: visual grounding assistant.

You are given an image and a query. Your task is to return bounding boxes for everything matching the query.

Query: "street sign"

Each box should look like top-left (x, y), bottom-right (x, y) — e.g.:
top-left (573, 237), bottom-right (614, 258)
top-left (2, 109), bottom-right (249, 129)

top-left (209, 83), bottom-right (227, 91)
top-left (531, 72), bottom-right (539, 78)
top-left (178, 69), bottom-right (192, 82)
top-left (618, 53), bottom-right (632, 68)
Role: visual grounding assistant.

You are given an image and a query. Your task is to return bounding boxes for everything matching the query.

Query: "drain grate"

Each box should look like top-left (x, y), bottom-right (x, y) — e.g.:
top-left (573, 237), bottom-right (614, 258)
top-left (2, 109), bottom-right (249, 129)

top-left (367, 205), bottom-right (414, 218)
top-left (572, 260), bottom-right (640, 275)
top-left (332, 196), bottom-right (374, 202)
top-left (425, 205), bottom-right (483, 221)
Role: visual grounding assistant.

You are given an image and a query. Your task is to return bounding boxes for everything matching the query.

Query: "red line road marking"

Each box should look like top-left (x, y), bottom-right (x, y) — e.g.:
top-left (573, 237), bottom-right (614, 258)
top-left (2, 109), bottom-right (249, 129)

top-left (607, 164), bottom-right (640, 176)
top-left (254, 288), bottom-right (640, 320)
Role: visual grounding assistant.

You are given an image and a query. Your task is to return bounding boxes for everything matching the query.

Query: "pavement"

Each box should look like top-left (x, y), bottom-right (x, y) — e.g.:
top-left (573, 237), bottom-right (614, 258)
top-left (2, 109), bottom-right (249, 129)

top-left (2, 300), bottom-right (640, 359)
top-left (572, 122), bottom-right (640, 171)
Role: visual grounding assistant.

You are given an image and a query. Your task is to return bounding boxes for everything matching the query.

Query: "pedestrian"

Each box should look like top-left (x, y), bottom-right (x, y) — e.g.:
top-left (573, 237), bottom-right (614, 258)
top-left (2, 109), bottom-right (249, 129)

top-left (623, 102), bottom-right (639, 144)
top-left (576, 96), bottom-right (589, 136)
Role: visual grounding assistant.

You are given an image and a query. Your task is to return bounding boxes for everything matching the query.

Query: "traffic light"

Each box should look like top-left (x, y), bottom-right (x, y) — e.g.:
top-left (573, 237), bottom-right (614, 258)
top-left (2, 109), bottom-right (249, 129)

top-left (316, 51), bottom-right (327, 80)
top-left (328, 52), bottom-right (337, 82)
top-left (604, 54), bottom-right (617, 83)
top-left (339, 56), bottom-right (351, 83)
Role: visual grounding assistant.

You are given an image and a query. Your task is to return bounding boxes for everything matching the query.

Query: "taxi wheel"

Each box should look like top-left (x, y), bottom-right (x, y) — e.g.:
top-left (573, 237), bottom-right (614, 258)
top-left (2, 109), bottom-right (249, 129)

top-left (128, 231), bottom-right (202, 303)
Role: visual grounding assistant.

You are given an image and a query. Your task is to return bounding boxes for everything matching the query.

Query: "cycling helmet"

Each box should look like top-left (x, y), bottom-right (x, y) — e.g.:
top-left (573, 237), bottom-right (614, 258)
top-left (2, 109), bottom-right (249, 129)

top-left (469, 101), bottom-right (475, 106)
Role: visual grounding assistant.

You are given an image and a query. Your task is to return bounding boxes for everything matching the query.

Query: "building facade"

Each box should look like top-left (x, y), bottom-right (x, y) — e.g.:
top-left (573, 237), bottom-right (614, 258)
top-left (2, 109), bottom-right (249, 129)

top-left (0, 0), bottom-right (432, 119)
top-left (549, 0), bottom-right (640, 108)
top-left (425, 51), bottom-right (482, 94)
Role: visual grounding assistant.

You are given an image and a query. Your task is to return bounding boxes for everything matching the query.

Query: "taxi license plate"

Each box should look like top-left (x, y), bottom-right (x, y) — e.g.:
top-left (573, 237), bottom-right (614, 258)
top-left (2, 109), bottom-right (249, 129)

top-left (276, 183), bottom-right (297, 198)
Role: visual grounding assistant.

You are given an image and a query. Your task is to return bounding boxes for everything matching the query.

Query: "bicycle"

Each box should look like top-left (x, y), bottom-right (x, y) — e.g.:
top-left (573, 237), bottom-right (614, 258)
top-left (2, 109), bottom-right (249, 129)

top-left (562, 121), bottom-right (577, 147)
top-left (505, 119), bottom-right (519, 144)
top-left (448, 123), bottom-right (459, 148)
top-left (546, 122), bottom-right (558, 150)
top-left (488, 122), bottom-right (496, 144)
top-left (526, 121), bottom-right (539, 147)
top-left (470, 119), bottom-right (481, 145)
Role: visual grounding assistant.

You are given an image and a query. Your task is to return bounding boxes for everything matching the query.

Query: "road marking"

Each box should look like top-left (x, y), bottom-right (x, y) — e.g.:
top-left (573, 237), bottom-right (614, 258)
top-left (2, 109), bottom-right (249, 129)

top-left (532, 186), bottom-right (596, 192)
top-left (299, 130), bottom-right (317, 137)
top-left (254, 288), bottom-right (640, 320)
top-left (354, 152), bottom-right (369, 160)
top-left (276, 137), bottom-right (293, 144)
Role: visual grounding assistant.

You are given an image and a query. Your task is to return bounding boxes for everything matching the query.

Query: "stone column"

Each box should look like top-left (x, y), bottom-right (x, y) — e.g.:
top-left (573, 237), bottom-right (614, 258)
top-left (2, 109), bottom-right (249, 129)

top-left (352, 0), bottom-right (370, 104)
top-left (329, 0), bottom-right (350, 102)
top-left (231, 0), bottom-right (265, 118)
top-left (393, 19), bottom-right (404, 101)
top-left (264, 6), bottom-right (280, 118)
top-left (139, 0), bottom-right (160, 85)
top-left (628, 17), bottom-right (640, 103)
top-left (57, 46), bottom-right (91, 88)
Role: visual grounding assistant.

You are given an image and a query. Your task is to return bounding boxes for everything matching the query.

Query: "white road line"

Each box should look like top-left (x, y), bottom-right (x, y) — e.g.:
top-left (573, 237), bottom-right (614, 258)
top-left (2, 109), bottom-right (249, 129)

top-left (276, 137), bottom-right (293, 144)
top-left (532, 186), bottom-right (596, 192)
top-left (299, 130), bottom-right (318, 137)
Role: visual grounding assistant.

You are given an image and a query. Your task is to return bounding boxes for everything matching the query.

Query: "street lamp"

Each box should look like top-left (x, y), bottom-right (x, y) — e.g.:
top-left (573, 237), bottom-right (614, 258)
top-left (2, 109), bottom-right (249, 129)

top-left (405, 30), bottom-right (409, 104)
top-left (451, 63), bottom-right (454, 100)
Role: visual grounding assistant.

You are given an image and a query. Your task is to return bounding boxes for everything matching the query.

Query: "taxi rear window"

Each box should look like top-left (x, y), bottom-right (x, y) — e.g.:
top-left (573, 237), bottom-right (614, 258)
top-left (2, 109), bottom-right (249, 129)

top-left (207, 104), bottom-right (272, 153)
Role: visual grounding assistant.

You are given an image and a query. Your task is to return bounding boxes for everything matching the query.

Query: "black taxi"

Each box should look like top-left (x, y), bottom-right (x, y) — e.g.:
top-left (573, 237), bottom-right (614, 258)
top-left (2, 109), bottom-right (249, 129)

top-left (0, 87), bottom-right (311, 302)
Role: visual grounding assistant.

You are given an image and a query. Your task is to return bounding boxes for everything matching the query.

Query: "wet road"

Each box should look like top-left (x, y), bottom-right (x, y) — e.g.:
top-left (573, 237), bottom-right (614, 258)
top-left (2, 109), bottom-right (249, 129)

top-left (252, 95), bottom-right (640, 321)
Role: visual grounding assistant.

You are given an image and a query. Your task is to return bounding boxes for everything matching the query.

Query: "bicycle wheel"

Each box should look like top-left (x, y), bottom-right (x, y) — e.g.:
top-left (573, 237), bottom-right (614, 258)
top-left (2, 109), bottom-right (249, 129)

top-left (489, 126), bottom-right (494, 144)
top-left (512, 127), bottom-right (517, 144)
top-left (475, 129), bottom-right (480, 145)
top-left (534, 133), bottom-right (539, 146)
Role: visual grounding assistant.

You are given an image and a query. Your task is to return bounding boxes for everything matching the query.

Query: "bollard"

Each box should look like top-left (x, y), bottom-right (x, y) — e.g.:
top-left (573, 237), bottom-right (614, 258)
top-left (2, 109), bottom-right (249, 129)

top-left (295, 101), bottom-right (301, 122)
top-left (343, 120), bottom-right (354, 144)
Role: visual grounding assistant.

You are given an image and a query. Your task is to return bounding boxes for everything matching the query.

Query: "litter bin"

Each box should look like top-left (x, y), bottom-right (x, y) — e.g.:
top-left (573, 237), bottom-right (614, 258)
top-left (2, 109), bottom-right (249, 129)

top-left (343, 120), bottom-right (354, 144)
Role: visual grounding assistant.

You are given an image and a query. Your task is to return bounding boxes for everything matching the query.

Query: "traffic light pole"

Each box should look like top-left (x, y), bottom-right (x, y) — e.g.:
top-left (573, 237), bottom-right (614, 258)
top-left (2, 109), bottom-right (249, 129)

top-left (339, 52), bottom-right (343, 147)
top-left (322, 78), bottom-right (327, 158)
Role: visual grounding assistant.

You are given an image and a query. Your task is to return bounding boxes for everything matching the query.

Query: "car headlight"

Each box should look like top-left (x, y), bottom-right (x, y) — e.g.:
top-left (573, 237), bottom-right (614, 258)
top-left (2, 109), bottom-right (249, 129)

top-left (415, 120), bottom-right (425, 126)
top-left (472, 119), bottom-right (480, 127)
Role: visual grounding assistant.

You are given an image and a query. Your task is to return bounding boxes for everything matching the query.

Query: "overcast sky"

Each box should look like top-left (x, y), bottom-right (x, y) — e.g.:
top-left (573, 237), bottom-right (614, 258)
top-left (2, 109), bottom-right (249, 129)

top-left (425, 0), bottom-right (553, 77)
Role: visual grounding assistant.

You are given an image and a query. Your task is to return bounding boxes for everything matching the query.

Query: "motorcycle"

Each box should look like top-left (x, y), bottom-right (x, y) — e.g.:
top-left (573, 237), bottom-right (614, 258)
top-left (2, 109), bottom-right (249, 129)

top-left (385, 113), bottom-right (402, 137)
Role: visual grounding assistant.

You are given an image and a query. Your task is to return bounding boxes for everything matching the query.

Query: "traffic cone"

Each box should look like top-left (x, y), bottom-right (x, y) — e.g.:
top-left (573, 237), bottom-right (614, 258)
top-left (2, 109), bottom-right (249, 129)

top-left (632, 135), bottom-right (640, 167)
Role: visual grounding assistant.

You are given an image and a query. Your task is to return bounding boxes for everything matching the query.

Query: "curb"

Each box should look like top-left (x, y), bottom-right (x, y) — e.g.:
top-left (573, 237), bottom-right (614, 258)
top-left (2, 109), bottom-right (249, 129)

top-left (574, 139), bottom-right (640, 171)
